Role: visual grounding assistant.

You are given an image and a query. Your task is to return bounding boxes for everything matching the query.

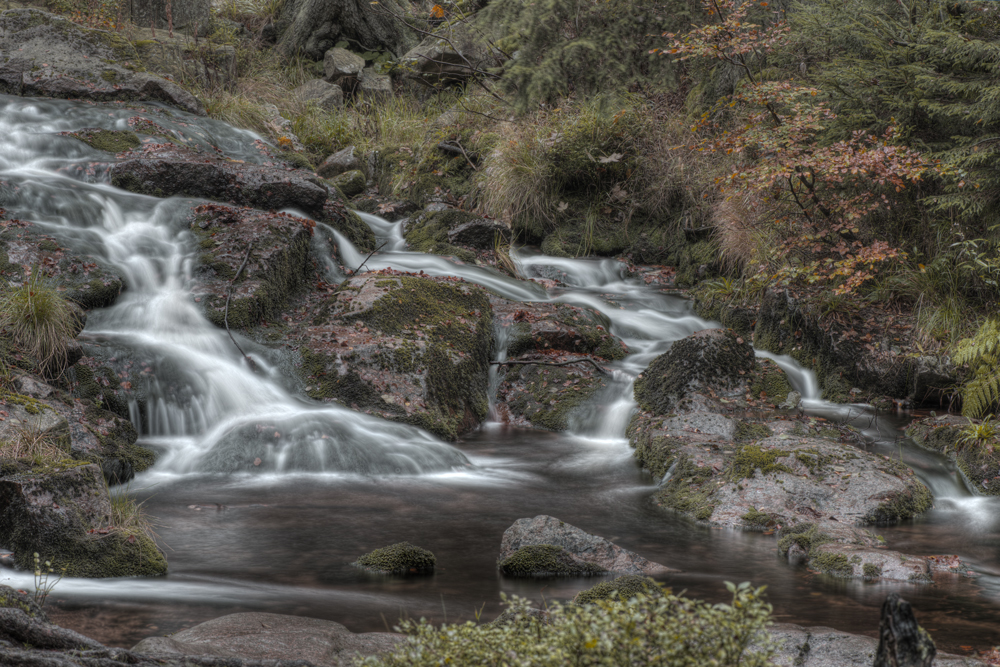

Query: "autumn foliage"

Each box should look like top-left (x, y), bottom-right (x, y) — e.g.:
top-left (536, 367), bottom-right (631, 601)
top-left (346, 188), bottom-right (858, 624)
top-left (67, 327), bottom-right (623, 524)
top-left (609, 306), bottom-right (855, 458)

top-left (658, 0), bottom-right (938, 293)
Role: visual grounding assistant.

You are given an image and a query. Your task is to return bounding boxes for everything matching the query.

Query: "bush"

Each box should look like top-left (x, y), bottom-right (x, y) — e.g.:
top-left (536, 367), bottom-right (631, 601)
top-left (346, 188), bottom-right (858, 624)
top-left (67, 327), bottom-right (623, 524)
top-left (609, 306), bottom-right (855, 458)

top-left (359, 582), bottom-right (775, 667)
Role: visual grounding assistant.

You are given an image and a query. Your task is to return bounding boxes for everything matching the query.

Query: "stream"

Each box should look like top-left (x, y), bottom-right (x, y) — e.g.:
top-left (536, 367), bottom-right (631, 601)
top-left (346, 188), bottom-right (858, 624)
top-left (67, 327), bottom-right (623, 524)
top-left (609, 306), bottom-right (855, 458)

top-left (1, 94), bottom-right (1000, 655)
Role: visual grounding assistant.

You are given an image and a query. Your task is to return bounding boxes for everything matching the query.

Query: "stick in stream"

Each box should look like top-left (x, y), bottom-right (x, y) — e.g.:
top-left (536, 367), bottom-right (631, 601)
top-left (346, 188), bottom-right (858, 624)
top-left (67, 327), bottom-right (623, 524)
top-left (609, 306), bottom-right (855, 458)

top-left (347, 241), bottom-right (387, 277)
top-left (224, 242), bottom-right (256, 372)
top-left (490, 359), bottom-right (610, 376)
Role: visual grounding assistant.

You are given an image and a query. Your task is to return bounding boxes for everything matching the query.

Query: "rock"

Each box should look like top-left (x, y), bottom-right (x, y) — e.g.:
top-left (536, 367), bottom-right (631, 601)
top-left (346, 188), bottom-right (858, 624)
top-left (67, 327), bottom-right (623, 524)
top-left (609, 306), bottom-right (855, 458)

top-left (911, 354), bottom-right (960, 405)
top-left (401, 22), bottom-right (499, 83)
top-left (131, 612), bottom-right (403, 666)
top-left (907, 415), bottom-right (1000, 496)
top-left (357, 68), bottom-right (392, 102)
top-left (492, 299), bottom-right (628, 361)
top-left (0, 395), bottom-right (71, 451)
top-left (0, 221), bottom-right (126, 311)
top-left (277, 0), bottom-right (416, 60)
top-left (0, 9), bottom-right (203, 115)
top-left (574, 575), bottom-right (663, 604)
top-left (290, 271), bottom-right (493, 441)
top-left (294, 78), bottom-right (344, 112)
top-left (779, 390), bottom-right (802, 409)
top-left (0, 584), bottom-right (48, 622)
top-left (767, 624), bottom-right (986, 666)
top-left (63, 128), bottom-right (141, 154)
top-left (127, 0), bottom-right (210, 34)
top-left (634, 328), bottom-right (756, 415)
top-left (318, 146), bottom-right (364, 179)
top-left (323, 47), bottom-right (365, 87)
top-left (402, 207), bottom-right (486, 261)
top-left (261, 103), bottom-right (306, 152)
top-left (353, 542), bottom-right (435, 574)
top-left (498, 544), bottom-right (607, 577)
top-left (448, 218), bottom-right (510, 250)
top-left (329, 169), bottom-right (366, 198)
top-left (110, 143), bottom-right (328, 215)
top-left (0, 463), bottom-right (167, 577)
top-left (11, 375), bottom-right (55, 400)
top-left (806, 543), bottom-right (931, 582)
top-left (133, 31), bottom-right (236, 85)
top-left (498, 515), bottom-right (674, 575)
top-left (874, 594), bottom-right (935, 667)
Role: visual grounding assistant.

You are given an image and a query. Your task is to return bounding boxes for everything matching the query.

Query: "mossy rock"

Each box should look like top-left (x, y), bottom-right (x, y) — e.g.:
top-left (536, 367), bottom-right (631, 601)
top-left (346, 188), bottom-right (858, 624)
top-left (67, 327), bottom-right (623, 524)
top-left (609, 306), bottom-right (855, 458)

top-left (505, 304), bottom-right (627, 361)
top-left (777, 524), bottom-right (831, 556)
top-left (329, 169), bottom-right (367, 198)
top-left (574, 575), bottom-right (662, 604)
top-left (65, 129), bottom-right (141, 154)
top-left (498, 361), bottom-right (606, 431)
top-left (734, 421), bottom-right (773, 442)
top-left (0, 584), bottom-right (48, 621)
top-left (354, 542), bottom-right (435, 574)
top-left (497, 544), bottom-right (606, 577)
top-left (403, 208), bottom-right (481, 261)
top-left (634, 328), bottom-right (755, 416)
top-left (728, 444), bottom-right (791, 481)
top-left (748, 359), bottom-right (792, 403)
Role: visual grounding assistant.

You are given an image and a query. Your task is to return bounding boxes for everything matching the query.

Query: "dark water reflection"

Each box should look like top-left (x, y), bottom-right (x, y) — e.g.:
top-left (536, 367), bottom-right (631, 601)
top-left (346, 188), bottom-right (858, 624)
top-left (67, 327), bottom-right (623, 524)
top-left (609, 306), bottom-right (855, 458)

top-left (46, 425), bottom-right (1000, 654)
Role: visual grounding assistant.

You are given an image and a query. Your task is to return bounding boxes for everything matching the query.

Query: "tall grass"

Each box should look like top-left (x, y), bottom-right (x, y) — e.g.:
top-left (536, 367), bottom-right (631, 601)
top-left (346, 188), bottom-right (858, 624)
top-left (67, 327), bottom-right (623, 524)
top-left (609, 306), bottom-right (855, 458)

top-left (0, 273), bottom-right (76, 377)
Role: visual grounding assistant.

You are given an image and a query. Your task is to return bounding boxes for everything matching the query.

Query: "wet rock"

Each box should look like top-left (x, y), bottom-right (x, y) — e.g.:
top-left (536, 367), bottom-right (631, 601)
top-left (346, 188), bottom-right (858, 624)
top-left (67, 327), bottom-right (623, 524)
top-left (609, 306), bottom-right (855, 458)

top-left (401, 22), bottom-right (499, 84)
top-left (494, 358), bottom-right (609, 431)
top-left (807, 543), bottom-right (930, 582)
top-left (353, 542), bottom-right (435, 575)
top-left (132, 612), bottom-right (403, 666)
top-left (492, 299), bottom-right (628, 361)
top-left (323, 47), bottom-right (365, 88)
top-left (357, 68), bottom-right (392, 102)
top-left (906, 415), bottom-right (1000, 496)
top-left (0, 463), bottom-right (167, 577)
top-left (0, 221), bottom-right (125, 310)
top-left (446, 218), bottom-right (510, 250)
top-left (294, 78), bottom-right (344, 112)
top-left (277, 0), bottom-right (416, 61)
top-left (187, 204), bottom-right (317, 331)
top-left (329, 169), bottom-right (366, 198)
top-left (0, 584), bottom-right (48, 622)
top-left (498, 544), bottom-right (607, 577)
top-left (110, 143), bottom-right (328, 215)
top-left (634, 328), bottom-right (756, 415)
top-left (62, 128), bottom-right (141, 154)
top-left (290, 271), bottom-right (493, 441)
top-left (499, 515), bottom-right (675, 575)
top-left (403, 207), bottom-right (488, 261)
top-left (318, 145), bottom-right (364, 179)
top-left (779, 390), bottom-right (802, 410)
top-left (0, 9), bottom-right (203, 115)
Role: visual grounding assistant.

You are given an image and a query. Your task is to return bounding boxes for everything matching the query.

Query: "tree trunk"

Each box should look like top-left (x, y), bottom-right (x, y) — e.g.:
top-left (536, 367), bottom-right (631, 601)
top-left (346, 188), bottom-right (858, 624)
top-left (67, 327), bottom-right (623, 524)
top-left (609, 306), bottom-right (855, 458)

top-left (276, 0), bottom-right (416, 60)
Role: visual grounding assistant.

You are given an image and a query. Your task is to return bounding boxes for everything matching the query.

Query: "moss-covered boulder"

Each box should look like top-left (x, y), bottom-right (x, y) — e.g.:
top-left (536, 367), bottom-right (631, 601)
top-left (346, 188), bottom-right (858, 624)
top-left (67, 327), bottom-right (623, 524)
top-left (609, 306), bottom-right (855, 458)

top-left (907, 415), bottom-right (1000, 496)
top-left (495, 361), bottom-right (608, 431)
top-left (0, 221), bottom-right (125, 311)
top-left (353, 542), bottom-right (435, 575)
top-left (0, 394), bottom-right (71, 452)
top-left (634, 328), bottom-right (755, 415)
top-left (498, 545), bottom-right (607, 578)
top-left (574, 575), bottom-right (663, 604)
top-left (329, 169), bottom-right (366, 198)
top-left (492, 299), bottom-right (628, 361)
top-left (0, 8), bottom-right (203, 114)
top-left (289, 271), bottom-right (493, 440)
top-left (403, 207), bottom-right (511, 260)
top-left (0, 463), bottom-right (166, 577)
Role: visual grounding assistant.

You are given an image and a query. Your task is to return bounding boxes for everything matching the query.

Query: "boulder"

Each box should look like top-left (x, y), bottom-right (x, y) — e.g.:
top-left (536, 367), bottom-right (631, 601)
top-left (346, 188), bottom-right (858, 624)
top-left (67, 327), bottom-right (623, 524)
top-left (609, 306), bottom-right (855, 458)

top-left (330, 169), bottom-right (366, 198)
top-left (0, 395), bottom-right (70, 451)
top-left (132, 29), bottom-right (236, 84)
top-left (289, 271), bottom-right (493, 441)
top-left (132, 613), bottom-right (403, 665)
top-left (401, 22), bottom-right (499, 83)
top-left (323, 47), bottom-right (365, 87)
top-left (353, 542), bottom-right (435, 574)
top-left (276, 0), bottom-right (417, 60)
top-left (294, 78), bottom-right (344, 112)
top-left (127, 0), bottom-right (211, 34)
top-left (0, 463), bottom-right (167, 577)
top-left (318, 145), bottom-right (364, 179)
top-left (0, 9), bottom-right (203, 115)
top-left (499, 515), bottom-right (675, 575)
top-left (357, 68), bottom-right (392, 102)
top-left (574, 575), bottom-right (663, 604)
top-left (498, 544), bottom-right (607, 577)
top-left (110, 143), bottom-right (328, 215)
top-left (448, 218), bottom-right (510, 250)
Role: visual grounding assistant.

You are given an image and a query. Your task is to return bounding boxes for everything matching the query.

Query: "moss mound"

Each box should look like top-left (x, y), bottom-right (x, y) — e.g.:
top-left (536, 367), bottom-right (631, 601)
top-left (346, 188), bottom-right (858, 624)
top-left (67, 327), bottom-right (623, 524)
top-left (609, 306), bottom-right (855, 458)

top-left (574, 575), bottom-right (662, 604)
top-left (498, 544), bottom-right (606, 577)
top-left (729, 445), bottom-right (791, 481)
top-left (67, 129), bottom-right (140, 154)
top-left (354, 542), bottom-right (436, 574)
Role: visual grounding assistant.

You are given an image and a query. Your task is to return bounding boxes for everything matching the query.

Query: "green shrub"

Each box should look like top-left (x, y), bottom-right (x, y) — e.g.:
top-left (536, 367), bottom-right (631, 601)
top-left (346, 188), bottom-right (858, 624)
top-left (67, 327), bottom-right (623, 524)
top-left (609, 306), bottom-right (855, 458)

top-left (954, 318), bottom-right (1000, 418)
top-left (359, 582), bottom-right (775, 667)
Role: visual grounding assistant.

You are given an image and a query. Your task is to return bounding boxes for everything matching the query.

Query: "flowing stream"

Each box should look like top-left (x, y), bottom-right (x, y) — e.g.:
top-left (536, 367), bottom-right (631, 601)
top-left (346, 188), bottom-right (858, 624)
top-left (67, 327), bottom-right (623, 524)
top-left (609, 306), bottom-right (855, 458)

top-left (1, 94), bottom-right (1000, 653)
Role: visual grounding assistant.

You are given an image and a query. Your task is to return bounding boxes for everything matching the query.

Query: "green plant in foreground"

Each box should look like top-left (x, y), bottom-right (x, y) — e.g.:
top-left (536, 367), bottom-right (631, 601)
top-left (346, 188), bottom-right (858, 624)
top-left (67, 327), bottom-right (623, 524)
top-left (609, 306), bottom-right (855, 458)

top-left (0, 272), bottom-right (76, 376)
top-left (958, 415), bottom-right (999, 449)
top-left (954, 317), bottom-right (1000, 418)
top-left (108, 485), bottom-right (159, 544)
top-left (32, 552), bottom-right (65, 608)
top-left (359, 582), bottom-right (775, 667)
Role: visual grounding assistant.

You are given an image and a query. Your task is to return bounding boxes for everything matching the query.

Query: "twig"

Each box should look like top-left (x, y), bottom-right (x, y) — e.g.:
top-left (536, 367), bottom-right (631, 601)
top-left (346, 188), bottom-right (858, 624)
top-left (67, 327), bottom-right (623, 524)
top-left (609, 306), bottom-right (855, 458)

top-left (437, 140), bottom-right (478, 170)
top-left (224, 242), bottom-right (256, 371)
top-left (490, 359), bottom-right (610, 376)
top-left (347, 241), bottom-right (387, 277)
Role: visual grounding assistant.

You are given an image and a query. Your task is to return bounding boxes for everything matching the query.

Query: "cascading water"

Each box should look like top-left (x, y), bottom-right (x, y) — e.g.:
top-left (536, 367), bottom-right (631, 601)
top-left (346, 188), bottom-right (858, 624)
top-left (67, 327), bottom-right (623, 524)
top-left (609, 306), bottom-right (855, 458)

top-left (3, 94), bottom-right (1000, 653)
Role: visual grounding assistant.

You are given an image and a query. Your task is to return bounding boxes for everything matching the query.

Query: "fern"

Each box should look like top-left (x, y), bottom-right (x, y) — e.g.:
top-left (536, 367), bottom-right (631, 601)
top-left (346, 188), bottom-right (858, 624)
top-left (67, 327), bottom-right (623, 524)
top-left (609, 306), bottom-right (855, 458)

top-left (954, 318), bottom-right (1000, 418)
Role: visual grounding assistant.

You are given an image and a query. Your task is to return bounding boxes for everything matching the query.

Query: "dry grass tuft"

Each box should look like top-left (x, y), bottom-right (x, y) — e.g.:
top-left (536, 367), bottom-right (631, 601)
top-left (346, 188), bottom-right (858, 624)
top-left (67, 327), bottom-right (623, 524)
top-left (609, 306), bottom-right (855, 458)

top-left (108, 485), bottom-right (160, 542)
top-left (0, 425), bottom-right (68, 465)
top-left (0, 273), bottom-right (77, 377)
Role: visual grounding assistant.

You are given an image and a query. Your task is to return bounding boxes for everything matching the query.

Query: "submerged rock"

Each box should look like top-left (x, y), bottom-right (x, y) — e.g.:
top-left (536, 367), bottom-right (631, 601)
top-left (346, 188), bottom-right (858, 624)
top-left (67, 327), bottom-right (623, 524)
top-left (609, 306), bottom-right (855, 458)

top-left (0, 9), bottom-right (203, 114)
top-left (0, 463), bottom-right (166, 577)
top-left (290, 271), bottom-right (493, 440)
top-left (574, 575), bottom-right (663, 604)
top-left (353, 542), bottom-right (435, 575)
top-left (499, 515), bottom-right (674, 576)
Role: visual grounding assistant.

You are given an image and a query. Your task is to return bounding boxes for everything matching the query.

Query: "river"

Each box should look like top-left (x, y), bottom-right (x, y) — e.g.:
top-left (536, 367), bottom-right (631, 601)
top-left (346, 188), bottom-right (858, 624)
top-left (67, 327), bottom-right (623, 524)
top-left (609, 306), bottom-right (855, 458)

top-left (1, 94), bottom-right (999, 655)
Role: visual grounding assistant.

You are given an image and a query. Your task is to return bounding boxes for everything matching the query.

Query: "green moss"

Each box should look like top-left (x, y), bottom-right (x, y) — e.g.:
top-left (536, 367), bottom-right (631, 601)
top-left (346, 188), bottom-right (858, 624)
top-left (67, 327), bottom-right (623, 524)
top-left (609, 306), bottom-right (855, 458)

top-left (69, 129), bottom-right (141, 154)
top-left (748, 360), bottom-right (792, 401)
top-left (354, 542), bottom-right (436, 574)
top-left (741, 507), bottom-right (777, 529)
top-left (655, 454), bottom-right (716, 522)
top-left (862, 483), bottom-right (933, 524)
top-left (729, 445), bottom-right (791, 481)
top-left (329, 169), bottom-right (366, 198)
top-left (810, 551), bottom-right (854, 577)
top-left (628, 427), bottom-right (682, 481)
top-left (793, 449), bottom-right (835, 476)
top-left (574, 575), bottom-right (662, 604)
top-left (498, 545), bottom-right (605, 577)
top-left (0, 585), bottom-right (46, 621)
top-left (777, 524), bottom-right (831, 556)
top-left (734, 421), bottom-right (772, 443)
top-left (505, 362), bottom-right (605, 431)
top-left (863, 563), bottom-right (882, 579)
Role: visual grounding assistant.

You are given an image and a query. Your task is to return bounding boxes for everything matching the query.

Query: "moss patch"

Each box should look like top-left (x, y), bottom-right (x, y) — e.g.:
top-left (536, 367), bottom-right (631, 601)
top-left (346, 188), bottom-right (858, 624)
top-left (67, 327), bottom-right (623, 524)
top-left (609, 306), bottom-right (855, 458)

top-left (498, 545), bottom-right (606, 577)
top-left (734, 421), bottom-right (772, 442)
top-left (729, 444), bottom-right (791, 481)
top-left (574, 575), bottom-right (662, 604)
top-left (354, 542), bottom-right (436, 574)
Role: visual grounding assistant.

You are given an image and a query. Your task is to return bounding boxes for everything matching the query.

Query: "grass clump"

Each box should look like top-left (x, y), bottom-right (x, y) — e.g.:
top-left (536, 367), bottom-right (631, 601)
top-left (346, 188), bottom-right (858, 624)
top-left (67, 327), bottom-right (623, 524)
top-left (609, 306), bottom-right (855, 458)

top-left (354, 542), bottom-right (436, 575)
top-left (108, 486), bottom-right (158, 544)
top-left (359, 582), bottom-right (775, 667)
top-left (0, 273), bottom-right (77, 378)
top-left (574, 575), bottom-right (663, 604)
top-left (498, 545), bottom-right (605, 578)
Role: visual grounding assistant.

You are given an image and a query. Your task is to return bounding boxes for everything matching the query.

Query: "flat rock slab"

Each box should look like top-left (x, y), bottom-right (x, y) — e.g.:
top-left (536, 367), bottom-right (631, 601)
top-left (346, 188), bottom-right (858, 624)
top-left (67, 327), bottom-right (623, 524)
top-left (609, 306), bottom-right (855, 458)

top-left (768, 624), bottom-right (986, 666)
top-left (499, 515), bottom-right (676, 575)
top-left (0, 9), bottom-right (203, 115)
top-left (132, 612), bottom-right (403, 666)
